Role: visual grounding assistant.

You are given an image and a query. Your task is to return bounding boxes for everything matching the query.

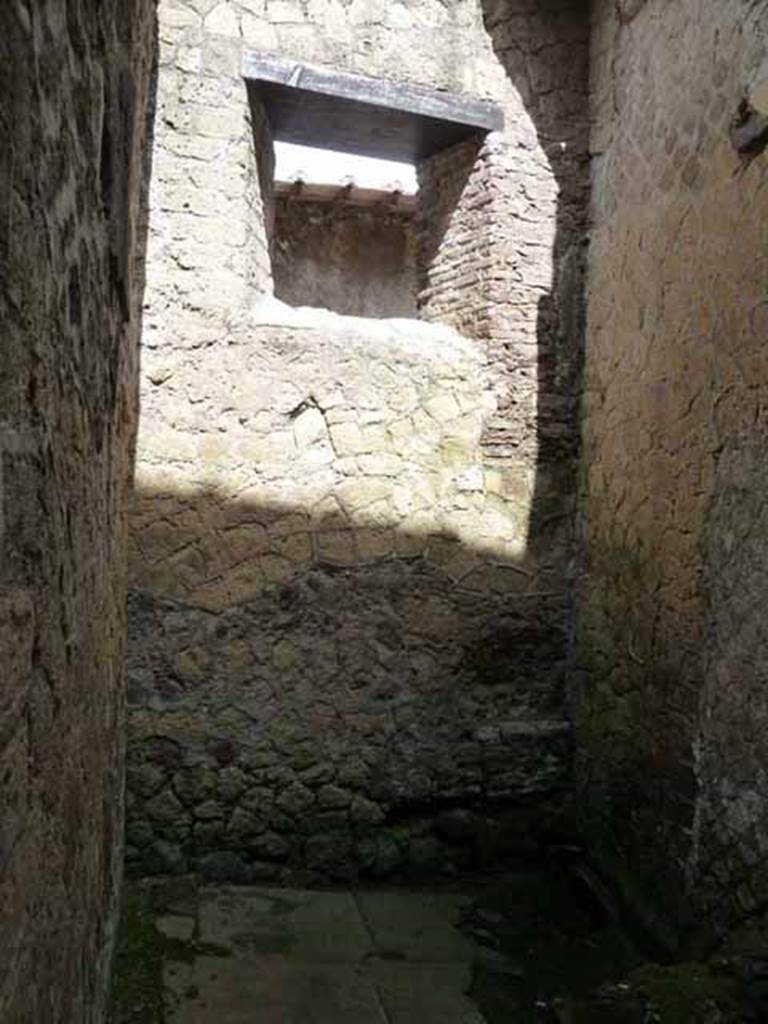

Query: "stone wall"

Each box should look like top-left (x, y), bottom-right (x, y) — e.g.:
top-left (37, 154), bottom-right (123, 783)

top-left (421, 0), bottom-right (590, 472)
top-left (128, 0), bottom-right (590, 879)
top-left (127, 303), bottom-right (571, 879)
top-left (273, 199), bottom-right (418, 318)
top-left (0, 2), bottom-right (155, 1021)
top-left (575, 0), bottom-right (768, 944)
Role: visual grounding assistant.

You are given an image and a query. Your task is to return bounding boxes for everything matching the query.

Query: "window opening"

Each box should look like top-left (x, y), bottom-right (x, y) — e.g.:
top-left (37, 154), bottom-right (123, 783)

top-left (244, 53), bottom-right (503, 320)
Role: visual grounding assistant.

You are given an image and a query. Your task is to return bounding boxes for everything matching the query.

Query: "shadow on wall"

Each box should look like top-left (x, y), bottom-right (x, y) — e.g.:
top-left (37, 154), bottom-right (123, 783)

top-left (125, 477), bottom-right (573, 878)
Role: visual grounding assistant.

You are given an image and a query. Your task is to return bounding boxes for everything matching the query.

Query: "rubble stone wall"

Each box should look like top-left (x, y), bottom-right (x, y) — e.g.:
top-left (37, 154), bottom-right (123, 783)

top-left (0, 2), bottom-right (155, 1020)
top-left (127, 305), bottom-right (571, 879)
top-left (575, 0), bottom-right (768, 942)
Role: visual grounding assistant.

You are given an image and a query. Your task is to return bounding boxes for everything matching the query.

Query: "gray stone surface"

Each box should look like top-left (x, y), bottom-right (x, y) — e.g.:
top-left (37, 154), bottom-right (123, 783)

top-left (371, 962), bottom-right (486, 1024)
top-left (198, 887), bottom-right (372, 961)
top-left (166, 957), bottom-right (388, 1024)
top-left (160, 884), bottom-right (508, 1023)
top-left (112, 868), bottom-right (654, 1022)
top-left (355, 891), bottom-right (493, 964)
top-left (157, 915), bottom-right (196, 942)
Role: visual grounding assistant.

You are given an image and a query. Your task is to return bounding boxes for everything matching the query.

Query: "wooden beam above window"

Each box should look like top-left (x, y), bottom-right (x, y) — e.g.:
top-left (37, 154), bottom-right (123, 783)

top-left (243, 52), bottom-right (504, 161)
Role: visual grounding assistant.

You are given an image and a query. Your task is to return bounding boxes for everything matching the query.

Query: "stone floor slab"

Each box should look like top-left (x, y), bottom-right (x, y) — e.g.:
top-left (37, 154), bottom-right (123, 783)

top-left (166, 956), bottom-right (388, 1024)
top-left (355, 891), bottom-right (483, 963)
top-left (198, 886), bottom-right (372, 962)
top-left (157, 914), bottom-right (195, 942)
top-left (369, 961), bottom-right (488, 1024)
top-left (153, 886), bottom-right (512, 1022)
top-left (114, 876), bottom-right (650, 1024)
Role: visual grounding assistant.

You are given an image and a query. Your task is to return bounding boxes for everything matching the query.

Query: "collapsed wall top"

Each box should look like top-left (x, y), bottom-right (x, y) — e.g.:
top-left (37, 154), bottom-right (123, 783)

top-left (242, 51), bottom-right (504, 161)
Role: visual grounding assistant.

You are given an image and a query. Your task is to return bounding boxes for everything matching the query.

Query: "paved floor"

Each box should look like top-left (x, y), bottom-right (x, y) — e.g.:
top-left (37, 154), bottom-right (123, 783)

top-left (160, 886), bottom-right (508, 1023)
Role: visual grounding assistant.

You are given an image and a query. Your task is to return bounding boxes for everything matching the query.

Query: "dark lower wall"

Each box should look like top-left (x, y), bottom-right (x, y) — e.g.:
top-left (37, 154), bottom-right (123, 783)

top-left (0, 3), bottom-right (155, 1020)
top-left (126, 568), bottom-right (569, 882)
top-left (575, 0), bottom-right (768, 944)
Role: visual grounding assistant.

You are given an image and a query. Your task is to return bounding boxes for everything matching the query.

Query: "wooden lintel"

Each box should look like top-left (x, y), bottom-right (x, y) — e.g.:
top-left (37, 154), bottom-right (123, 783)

top-left (243, 52), bottom-right (503, 161)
